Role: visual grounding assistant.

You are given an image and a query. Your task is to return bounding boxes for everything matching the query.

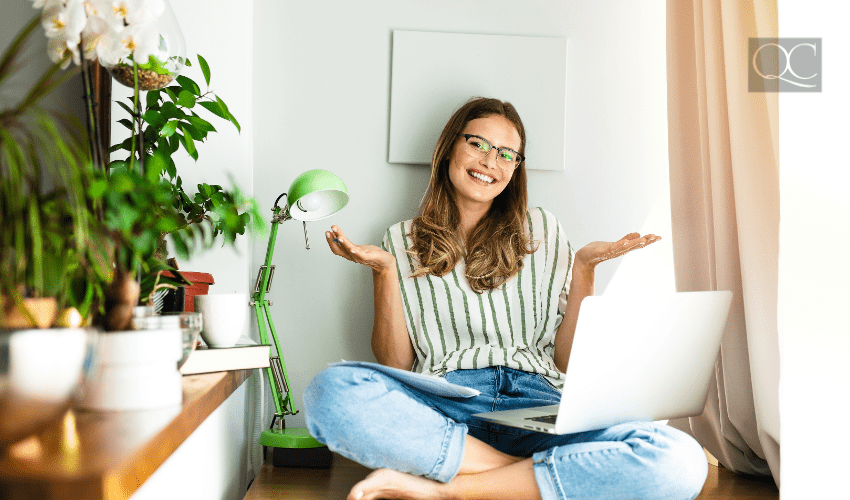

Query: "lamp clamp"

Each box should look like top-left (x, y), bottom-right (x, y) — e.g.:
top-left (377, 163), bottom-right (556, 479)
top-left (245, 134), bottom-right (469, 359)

top-left (270, 193), bottom-right (311, 249)
top-left (271, 193), bottom-right (293, 224)
top-left (271, 210), bottom-right (292, 224)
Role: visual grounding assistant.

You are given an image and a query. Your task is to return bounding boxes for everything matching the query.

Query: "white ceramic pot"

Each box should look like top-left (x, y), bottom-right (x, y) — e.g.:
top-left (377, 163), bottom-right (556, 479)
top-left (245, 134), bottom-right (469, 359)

top-left (194, 293), bottom-right (247, 347)
top-left (1, 328), bottom-right (92, 448)
top-left (77, 328), bottom-right (183, 411)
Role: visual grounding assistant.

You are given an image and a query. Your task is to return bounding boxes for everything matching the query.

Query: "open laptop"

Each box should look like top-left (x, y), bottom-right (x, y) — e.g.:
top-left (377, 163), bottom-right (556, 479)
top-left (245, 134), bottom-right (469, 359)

top-left (473, 290), bottom-right (732, 434)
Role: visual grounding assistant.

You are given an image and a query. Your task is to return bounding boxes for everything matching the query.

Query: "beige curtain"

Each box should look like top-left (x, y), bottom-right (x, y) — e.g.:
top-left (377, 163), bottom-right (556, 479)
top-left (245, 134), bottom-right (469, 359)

top-left (665, 0), bottom-right (779, 485)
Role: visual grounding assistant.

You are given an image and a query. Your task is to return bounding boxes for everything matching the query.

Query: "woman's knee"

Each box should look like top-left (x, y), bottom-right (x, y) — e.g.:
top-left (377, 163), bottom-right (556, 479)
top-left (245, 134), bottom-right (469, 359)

top-left (302, 366), bottom-right (377, 438)
top-left (649, 425), bottom-right (709, 500)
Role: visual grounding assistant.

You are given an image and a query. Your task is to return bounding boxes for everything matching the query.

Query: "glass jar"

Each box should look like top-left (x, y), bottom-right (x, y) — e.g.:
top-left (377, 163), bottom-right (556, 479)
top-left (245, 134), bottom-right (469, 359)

top-left (103, 0), bottom-right (186, 91)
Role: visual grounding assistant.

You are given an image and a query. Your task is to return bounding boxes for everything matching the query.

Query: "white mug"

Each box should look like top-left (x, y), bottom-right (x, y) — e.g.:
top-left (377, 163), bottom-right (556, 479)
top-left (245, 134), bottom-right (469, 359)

top-left (194, 293), bottom-right (248, 347)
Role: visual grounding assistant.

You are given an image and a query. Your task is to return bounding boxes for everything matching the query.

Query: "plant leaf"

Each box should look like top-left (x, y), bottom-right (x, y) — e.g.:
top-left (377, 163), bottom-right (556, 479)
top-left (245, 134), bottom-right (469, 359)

top-left (197, 54), bottom-right (211, 86)
top-left (171, 232), bottom-right (189, 259)
top-left (109, 137), bottom-right (134, 153)
top-left (165, 86), bottom-right (179, 103)
top-left (89, 178), bottom-right (108, 199)
top-left (186, 114), bottom-right (216, 134)
top-left (177, 89), bottom-right (196, 108)
top-left (217, 96), bottom-right (240, 132)
top-left (112, 172), bottom-right (135, 194)
top-left (166, 156), bottom-right (177, 179)
top-left (107, 159), bottom-right (129, 171)
top-left (176, 75), bottom-right (201, 96)
top-left (160, 101), bottom-right (185, 120)
top-left (198, 100), bottom-right (228, 120)
top-left (178, 128), bottom-right (197, 160)
top-left (179, 121), bottom-right (204, 141)
top-left (146, 150), bottom-right (167, 182)
top-left (160, 120), bottom-right (178, 138)
top-left (143, 109), bottom-right (166, 128)
top-left (117, 100), bottom-right (136, 117)
top-left (146, 89), bottom-right (161, 108)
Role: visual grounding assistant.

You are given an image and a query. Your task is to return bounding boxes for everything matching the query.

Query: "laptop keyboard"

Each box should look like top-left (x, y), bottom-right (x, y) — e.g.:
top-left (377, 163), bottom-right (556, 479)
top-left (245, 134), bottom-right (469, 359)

top-left (526, 414), bottom-right (557, 424)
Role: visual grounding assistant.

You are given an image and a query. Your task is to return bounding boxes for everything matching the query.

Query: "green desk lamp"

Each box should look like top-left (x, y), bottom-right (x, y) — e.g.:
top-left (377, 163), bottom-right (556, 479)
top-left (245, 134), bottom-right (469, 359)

top-left (253, 169), bottom-right (348, 468)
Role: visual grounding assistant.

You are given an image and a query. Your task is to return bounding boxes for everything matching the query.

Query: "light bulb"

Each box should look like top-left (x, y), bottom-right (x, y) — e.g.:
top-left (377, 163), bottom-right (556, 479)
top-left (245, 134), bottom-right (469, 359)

top-left (297, 192), bottom-right (323, 212)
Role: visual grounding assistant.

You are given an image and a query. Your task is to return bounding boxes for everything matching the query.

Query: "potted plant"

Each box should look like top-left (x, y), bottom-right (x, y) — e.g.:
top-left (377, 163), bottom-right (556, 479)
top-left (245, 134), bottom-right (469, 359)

top-left (0, 16), bottom-right (109, 329)
top-left (33, 0), bottom-right (263, 314)
top-left (108, 52), bottom-right (260, 309)
top-left (4, 1), bottom-right (264, 410)
top-left (0, 16), bottom-right (101, 445)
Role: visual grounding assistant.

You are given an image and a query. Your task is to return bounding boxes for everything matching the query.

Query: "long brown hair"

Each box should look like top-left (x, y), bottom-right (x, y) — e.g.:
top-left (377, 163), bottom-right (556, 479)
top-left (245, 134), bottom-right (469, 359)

top-left (409, 97), bottom-right (537, 293)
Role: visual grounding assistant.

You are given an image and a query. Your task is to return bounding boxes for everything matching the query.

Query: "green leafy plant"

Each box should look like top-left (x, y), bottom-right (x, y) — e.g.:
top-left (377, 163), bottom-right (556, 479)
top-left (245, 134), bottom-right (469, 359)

top-left (0, 17), bottom-right (109, 324)
top-left (2, 16), bottom-right (264, 330)
top-left (108, 54), bottom-right (262, 269)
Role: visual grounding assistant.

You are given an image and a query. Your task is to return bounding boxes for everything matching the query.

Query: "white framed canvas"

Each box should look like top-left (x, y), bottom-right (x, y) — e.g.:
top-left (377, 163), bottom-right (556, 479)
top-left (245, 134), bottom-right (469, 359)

top-left (388, 30), bottom-right (568, 171)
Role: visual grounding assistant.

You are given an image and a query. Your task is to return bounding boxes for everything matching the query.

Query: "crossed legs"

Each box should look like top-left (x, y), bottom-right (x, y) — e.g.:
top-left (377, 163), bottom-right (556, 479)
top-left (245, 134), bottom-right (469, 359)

top-left (304, 365), bottom-right (708, 500)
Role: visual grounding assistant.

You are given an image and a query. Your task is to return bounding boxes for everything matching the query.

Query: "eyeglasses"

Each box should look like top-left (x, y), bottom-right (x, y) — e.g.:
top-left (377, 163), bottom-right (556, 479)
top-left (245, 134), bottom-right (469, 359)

top-left (459, 134), bottom-right (524, 171)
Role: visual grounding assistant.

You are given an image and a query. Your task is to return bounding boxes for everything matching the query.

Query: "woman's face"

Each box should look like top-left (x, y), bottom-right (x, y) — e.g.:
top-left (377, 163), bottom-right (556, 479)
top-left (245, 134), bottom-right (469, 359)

top-left (447, 114), bottom-right (521, 211)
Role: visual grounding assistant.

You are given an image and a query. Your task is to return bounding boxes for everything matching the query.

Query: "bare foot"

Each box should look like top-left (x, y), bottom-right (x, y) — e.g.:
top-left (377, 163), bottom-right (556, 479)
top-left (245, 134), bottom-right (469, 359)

top-left (347, 469), bottom-right (449, 500)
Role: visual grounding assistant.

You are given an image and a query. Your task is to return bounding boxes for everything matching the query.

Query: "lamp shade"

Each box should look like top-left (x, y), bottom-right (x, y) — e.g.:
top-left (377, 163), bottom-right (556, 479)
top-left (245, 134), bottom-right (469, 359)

top-left (286, 169), bottom-right (349, 221)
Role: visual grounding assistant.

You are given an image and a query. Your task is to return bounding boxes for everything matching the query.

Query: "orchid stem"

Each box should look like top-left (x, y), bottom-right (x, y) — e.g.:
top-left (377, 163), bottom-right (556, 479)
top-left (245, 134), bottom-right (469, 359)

top-left (79, 46), bottom-right (103, 171)
top-left (132, 59), bottom-right (144, 283)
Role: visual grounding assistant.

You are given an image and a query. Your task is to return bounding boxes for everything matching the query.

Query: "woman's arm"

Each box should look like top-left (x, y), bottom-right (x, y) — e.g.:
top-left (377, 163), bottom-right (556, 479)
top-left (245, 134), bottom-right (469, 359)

top-left (552, 260), bottom-right (593, 373)
top-left (552, 232), bottom-right (660, 373)
top-left (370, 266), bottom-right (415, 369)
top-left (326, 226), bottom-right (414, 370)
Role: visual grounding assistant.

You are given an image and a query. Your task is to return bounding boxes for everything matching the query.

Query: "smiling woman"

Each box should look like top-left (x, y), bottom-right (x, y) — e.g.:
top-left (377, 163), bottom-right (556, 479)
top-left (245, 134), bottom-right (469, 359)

top-left (415, 99), bottom-right (533, 294)
top-left (300, 97), bottom-right (701, 500)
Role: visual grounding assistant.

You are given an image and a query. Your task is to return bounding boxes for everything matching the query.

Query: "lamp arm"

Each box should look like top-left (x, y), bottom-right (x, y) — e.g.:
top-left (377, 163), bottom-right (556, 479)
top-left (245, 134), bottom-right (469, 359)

top-left (253, 202), bottom-right (298, 417)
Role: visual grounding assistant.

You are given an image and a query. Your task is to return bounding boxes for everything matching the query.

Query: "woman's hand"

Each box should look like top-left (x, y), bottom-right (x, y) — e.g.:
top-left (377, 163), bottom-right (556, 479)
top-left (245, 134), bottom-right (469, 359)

top-left (574, 232), bottom-right (661, 270)
top-left (325, 225), bottom-right (396, 273)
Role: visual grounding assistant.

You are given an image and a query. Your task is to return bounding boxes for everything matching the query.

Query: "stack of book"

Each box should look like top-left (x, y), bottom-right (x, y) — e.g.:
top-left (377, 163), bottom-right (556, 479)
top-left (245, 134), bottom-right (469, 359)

top-left (180, 344), bottom-right (271, 375)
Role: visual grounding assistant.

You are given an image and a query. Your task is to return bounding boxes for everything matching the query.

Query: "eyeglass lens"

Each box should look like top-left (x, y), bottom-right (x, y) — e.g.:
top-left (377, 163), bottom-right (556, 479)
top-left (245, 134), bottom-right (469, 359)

top-left (462, 135), bottom-right (521, 169)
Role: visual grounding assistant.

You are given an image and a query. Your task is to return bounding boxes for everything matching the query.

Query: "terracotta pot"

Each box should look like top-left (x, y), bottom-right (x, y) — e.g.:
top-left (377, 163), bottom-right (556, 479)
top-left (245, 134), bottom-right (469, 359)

top-left (0, 297), bottom-right (58, 329)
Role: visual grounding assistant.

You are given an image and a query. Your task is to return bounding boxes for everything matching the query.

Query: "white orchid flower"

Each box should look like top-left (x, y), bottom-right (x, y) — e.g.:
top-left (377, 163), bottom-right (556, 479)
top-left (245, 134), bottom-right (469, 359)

top-left (97, 0), bottom-right (131, 30)
top-left (80, 0), bottom-right (111, 19)
top-left (126, 0), bottom-right (165, 24)
top-left (99, 0), bottom-right (163, 29)
top-left (81, 15), bottom-right (110, 61)
top-left (95, 29), bottom-right (125, 67)
top-left (98, 21), bottom-right (159, 67)
top-left (41, 0), bottom-right (87, 45)
top-left (47, 36), bottom-right (79, 69)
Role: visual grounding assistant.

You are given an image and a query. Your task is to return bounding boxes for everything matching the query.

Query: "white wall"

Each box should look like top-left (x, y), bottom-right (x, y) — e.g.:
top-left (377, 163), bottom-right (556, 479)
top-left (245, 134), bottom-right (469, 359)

top-left (252, 0), bottom-right (671, 428)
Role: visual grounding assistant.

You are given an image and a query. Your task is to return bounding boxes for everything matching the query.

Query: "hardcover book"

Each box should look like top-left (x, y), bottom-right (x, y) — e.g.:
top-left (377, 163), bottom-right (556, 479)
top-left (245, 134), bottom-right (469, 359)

top-left (180, 344), bottom-right (271, 375)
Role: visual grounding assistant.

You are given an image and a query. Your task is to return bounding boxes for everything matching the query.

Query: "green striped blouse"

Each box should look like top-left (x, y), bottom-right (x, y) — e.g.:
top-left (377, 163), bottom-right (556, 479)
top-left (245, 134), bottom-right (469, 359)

top-left (381, 207), bottom-right (574, 389)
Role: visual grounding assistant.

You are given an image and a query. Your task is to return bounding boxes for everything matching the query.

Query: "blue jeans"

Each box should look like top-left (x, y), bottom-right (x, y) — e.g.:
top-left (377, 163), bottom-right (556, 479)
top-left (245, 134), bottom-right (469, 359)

top-left (303, 365), bottom-right (707, 500)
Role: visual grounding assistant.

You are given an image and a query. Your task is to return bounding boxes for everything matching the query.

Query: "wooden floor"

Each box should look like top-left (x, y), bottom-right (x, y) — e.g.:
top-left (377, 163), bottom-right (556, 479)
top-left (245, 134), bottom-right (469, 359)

top-left (244, 452), bottom-right (779, 500)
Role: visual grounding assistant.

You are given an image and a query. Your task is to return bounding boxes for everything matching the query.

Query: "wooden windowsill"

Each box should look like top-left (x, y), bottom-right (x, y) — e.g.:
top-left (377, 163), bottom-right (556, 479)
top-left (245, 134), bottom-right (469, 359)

top-left (0, 370), bottom-right (252, 500)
